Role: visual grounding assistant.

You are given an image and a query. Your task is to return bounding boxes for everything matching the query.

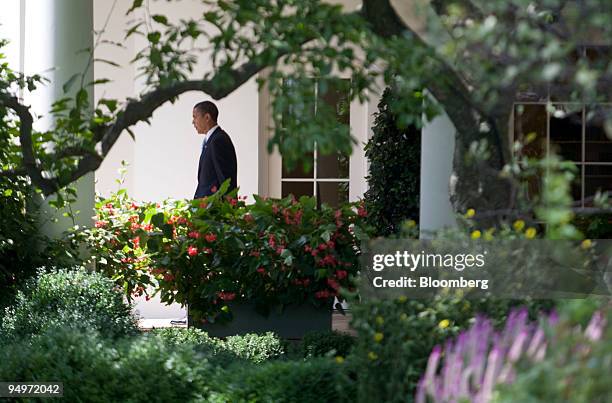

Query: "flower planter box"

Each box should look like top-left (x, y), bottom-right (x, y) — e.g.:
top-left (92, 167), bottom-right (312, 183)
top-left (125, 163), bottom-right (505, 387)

top-left (188, 302), bottom-right (332, 339)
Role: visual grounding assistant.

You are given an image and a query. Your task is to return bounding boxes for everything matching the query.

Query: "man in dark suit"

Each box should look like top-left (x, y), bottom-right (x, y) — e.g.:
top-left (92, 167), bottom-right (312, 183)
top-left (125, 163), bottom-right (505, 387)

top-left (192, 101), bottom-right (237, 199)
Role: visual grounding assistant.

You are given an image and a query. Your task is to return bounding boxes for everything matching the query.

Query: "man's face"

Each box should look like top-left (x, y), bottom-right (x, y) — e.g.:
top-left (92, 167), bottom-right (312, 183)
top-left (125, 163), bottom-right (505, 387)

top-left (192, 108), bottom-right (210, 134)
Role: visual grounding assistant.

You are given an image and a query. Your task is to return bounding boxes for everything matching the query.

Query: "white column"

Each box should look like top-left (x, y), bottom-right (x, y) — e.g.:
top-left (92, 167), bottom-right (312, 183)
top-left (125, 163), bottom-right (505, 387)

top-left (24, 0), bottom-right (95, 238)
top-left (419, 107), bottom-right (457, 237)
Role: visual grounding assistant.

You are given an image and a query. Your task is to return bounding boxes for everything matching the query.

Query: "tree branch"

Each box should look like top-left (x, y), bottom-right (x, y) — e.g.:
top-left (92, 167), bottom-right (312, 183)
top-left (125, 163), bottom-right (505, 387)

top-left (0, 94), bottom-right (60, 195)
top-left (361, 0), bottom-right (500, 156)
top-left (63, 47), bottom-right (307, 191)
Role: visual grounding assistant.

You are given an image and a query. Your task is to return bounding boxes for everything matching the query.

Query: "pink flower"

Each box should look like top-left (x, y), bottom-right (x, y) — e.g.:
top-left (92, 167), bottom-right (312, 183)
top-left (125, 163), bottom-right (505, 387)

top-left (318, 243), bottom-right (328, 251)
top-left (130, 202), bottom-right (139, 210)
top-left (244, 213), bottom-right (254, 223)
top-left (257, 267), bottom-right (266, 275)
top-left (202, 247), bottom-right (213, 254)
top-left (217, 291), bottom-right (236, 301)
top-left (334, 210), bottom-right (342, 219)
top-left (250, 250), bottom-right (261, 257)
top-left (335, 270), bottom-right (348, 280)
top-left (205, 233), bottom-right (217, 242)
top-left (188, 246), bottom-right (198, 256)
top-left (315, 290), bottom-right (331, 299)
top-left (163, 273), bottom-right (175, 282)
top-left (131, 237), bottom-right (140, 248)
top-left (143, 224), bottom-right (154, 232)
top-left (210, 185), bottom-right (218, 193)
top-left (272, 204), bottom-right (279, 214)
top-left (130, 222), bottom-right (140, 231)
top-left (199, 200), bottom-right (208, 209)
top-left (357, 205), bottom-right (367, 217)
top-left (94, 220), bottom-right (107, 228)
top-left (327, 278), bottom-right (340, 291)
top-left (188, 231), bottom-right (200, 239)
top-left (302, 278), bottom-right (311, 287)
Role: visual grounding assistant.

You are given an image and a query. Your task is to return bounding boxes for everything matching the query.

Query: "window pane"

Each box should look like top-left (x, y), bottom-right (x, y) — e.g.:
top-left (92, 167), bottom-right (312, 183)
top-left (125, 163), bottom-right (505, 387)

top-left (317, 182), bottom-right (349, 208)
top-left (550, 104), bottom-right (582, 162)
top-left (318, 79), bottom-right (350, 125)
top-left (282, 152), bottom-right (314, 178)
top-left (571, 165), bottom-right (583, 206)
top-left (584, 165), bottom-right (612, 205)
top-left (280, 78), bottom-right (316, 178)
top-left (317, 150), bottom-right (349, 179)
top-left (317, 79), bottom-right (351, 178)
top-left (585, 106), bottom-right (612, 163)
top-left (514, 104), bottom-right (546, 159)
top-left (282, 181), bottom-right (313, 199)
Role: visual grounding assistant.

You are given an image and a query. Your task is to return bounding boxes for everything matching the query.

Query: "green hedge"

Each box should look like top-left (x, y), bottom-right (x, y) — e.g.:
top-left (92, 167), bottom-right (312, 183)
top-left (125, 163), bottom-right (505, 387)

top-left (301, 330), bottom-right (355, 358)
top-left (0, 327), bottom-right (221, 402)
top-left (0, 268), bottom-right (138, 341)
top-left (212, 358), bottom-right (355, 403)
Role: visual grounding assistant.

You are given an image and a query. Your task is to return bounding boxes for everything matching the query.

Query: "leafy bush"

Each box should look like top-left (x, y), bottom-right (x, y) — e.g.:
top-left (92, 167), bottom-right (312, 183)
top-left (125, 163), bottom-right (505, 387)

top-left (0, 327), bottom-right (221, 402)
top-left (152, 328), bottom-right (285, 364)
top-left (151, 327), bottom-right (217, 346)
top-left (364, 87), bottom-right (421, 236)
top-left (348, 296), bottom-right (555, 403)
top-left (0, 267), bottom-right (138, 341)
top-left (224, 332), bottom-right (285, 363)
top-left (82, 182), bottom-right (371, 323)
top-left (213, 358), bottom-right (355, 403)
top-left (301, 330), bottom-right (355, 358)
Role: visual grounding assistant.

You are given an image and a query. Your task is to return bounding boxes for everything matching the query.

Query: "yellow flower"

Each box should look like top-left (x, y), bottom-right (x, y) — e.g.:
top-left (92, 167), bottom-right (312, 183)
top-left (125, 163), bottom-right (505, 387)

top-left (525, 227), bottom-right (537, 239)
top-left (368, 351), bottom-right (378, 361)
top-left (513, 220), bottom-right (525, 232)
top-left (581, 239), bottom-right (592, 249)
top-left (438, 319), bottom-right (450, 329)
top-left (465, 209), bottom-right (476, 218)
top-left (406, 220), bottom-right (417, 228)
top-left (471, 230), bottom-right (481, 240)
top-left (335, 356), bottom-right (345, 364)
top-left (484, 228), bottom-right (495, 241)
top-left (400, 313), bottom-right (408, 321)
top-left (375, 316), bottom-right (384, 325)
top-left (374, 332), bottom-right (384, 343)
top-left (221, 305), bottom-right (230, 313)
top-left (397, 296), bottom-right (407, 303)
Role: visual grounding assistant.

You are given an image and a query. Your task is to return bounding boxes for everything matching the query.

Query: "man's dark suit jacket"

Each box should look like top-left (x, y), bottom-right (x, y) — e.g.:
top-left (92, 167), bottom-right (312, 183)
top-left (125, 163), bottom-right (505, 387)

top-left (194, 127), bottom-right (237, 199)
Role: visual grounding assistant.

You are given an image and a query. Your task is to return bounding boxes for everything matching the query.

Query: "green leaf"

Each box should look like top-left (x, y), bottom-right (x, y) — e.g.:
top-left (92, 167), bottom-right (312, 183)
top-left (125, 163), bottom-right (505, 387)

top-left (147, 32), bottom-right (162, 45)
top-left (94, 58), bottom-right (121, 68)
top-left (62, 73), bottom-right (80, 94)
top-left (152, 15), bottom-right (169, 25)
top-left (126, 0), bottom-right (143, 15)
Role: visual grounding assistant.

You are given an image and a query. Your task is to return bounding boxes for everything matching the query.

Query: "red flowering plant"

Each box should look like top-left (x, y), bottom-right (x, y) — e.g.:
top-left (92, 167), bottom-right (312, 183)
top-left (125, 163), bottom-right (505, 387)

top-left (83, 181), bottom-right (372, 324)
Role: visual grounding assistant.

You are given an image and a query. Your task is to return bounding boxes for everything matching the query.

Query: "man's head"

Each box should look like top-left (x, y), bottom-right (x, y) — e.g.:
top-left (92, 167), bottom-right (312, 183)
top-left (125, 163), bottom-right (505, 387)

top-left (192, 101), bottom-right (219, 134)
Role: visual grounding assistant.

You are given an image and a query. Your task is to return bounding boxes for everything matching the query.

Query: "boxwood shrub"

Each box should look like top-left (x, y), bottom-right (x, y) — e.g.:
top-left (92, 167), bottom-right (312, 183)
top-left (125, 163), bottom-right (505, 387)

top-left (0, 267), bottom-right (138, 341)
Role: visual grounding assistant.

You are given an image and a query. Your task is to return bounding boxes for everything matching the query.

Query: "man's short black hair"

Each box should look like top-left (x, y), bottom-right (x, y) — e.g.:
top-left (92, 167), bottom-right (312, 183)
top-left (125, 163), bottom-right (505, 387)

top-left (194, 101), bottom-right (219, 122)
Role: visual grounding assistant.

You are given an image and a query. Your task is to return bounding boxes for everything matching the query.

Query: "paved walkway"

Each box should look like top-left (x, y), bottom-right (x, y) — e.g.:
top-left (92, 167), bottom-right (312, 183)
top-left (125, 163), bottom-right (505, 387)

top-left (139, 311), bottom-right (356, 335)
